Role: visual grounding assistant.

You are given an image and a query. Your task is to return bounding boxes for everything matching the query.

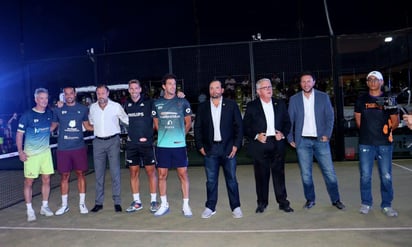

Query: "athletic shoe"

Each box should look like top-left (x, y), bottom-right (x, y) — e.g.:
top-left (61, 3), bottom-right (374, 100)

top-left (79, 204), bottom-right (89, 214)
top-left (382, 207), bottom-right (398, 217)
top-left (150, 201), bottom-right (160, 213)
top-left (201, 208), bottom-right (216, 219)
top-left (232, 207), bottom-right (243, 218)
top-left (359, 204), bottom-right (371, 214)
top-left (154, 204), bottom-right (170, 217)
top-left (55, 205), bottom-right (69, 216)
top-left (27, 210), bottom-right (36, 222)
top-left (40, 206), bottom-right (54, 216)
top-left (126, 201), bottom-right (143, 213)
top-left (182, 206), bottom-right (193, 218)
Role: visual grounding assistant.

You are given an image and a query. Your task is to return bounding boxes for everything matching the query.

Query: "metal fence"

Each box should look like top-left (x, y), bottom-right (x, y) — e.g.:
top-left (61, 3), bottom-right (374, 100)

top-left (1, 28), bottom-right (412, 160)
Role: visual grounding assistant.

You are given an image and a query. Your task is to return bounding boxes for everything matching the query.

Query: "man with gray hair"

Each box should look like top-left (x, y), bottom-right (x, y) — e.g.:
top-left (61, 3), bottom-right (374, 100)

top-left (16, 88), bottom-right (58, 222)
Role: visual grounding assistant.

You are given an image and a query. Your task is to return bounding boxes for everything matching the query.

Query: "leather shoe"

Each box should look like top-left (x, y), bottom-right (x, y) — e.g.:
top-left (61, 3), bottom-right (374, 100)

top-left (303, 201), bottom-right (316, 209)
top-left (114, 204), bottom-right (122, 212)
top-left (279, 205), bottom-right (294, 213)
top-left (332, 200), bottom-right (345, 210)
top-left (255, 205), bottom-right (266, 213)
top-left (91, 204), bottom-right (103, 212)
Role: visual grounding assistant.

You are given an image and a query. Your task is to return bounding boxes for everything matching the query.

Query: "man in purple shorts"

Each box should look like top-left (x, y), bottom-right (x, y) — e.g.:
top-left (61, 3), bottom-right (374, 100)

top-left (53, 86), bottom-right (93, 215)
top-left (152, 74), bottom-right (193, 217)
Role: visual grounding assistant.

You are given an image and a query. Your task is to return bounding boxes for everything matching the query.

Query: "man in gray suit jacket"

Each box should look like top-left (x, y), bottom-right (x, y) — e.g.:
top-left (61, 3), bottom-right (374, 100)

top-left (194, 80), bottom-right (243, 219)
top-left (287, 71), bottom-right (345, 210)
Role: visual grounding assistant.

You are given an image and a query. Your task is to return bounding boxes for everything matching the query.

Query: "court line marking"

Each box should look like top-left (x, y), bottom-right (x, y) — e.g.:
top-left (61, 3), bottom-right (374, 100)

top-left (393, 162), bottom-right (412, 172)
top-left (1, 226), bottom-right (412, 233)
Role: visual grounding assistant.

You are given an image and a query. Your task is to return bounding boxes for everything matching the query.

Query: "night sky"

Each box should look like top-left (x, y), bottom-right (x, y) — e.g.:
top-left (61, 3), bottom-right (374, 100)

top-left (1, 0), bottom-right (410, 61)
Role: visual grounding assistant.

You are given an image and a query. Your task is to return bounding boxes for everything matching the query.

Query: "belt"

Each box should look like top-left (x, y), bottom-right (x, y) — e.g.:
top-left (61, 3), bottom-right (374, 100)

top-left (302, 136), bottom-right (317, 140)
top-left (212, 140), bottom-right (222, 144)
top-left (96, 134), bottom-right (119, 140)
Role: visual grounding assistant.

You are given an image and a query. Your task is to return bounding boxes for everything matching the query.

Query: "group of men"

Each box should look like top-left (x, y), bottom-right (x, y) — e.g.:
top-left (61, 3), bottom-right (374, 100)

top-left (17, 70), bottom-right (406, 222)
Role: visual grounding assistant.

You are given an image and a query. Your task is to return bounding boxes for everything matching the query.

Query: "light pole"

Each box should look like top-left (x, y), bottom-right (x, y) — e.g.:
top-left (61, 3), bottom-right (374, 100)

top-left (87, 48), bottom-right (98, 84)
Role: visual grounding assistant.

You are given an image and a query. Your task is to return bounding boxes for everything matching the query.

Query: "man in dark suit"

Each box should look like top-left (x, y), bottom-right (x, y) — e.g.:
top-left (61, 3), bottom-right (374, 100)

top-left (243, 78), bottom-right (294, 213)
top-left (194, 80), bottom-right (244, 219)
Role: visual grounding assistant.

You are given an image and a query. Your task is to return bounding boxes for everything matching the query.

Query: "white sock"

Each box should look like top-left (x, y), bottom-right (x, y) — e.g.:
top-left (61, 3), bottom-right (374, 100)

top-left (183, 198), bottom-right (189, 208)
top-left (150, 193), bottom-right (157, 202)
top-left (61, 194), bottom-right (68, 206)
top-left (79, 193), bottom-right (86, 205)
top-left (26, 203), bottom-right (33, 211)
top-left (160, 195), bottom-right (168, 206)
top-left (133, 193), bottom-right (141, 203)
top-left (42, 201), bottom-right (48, 207)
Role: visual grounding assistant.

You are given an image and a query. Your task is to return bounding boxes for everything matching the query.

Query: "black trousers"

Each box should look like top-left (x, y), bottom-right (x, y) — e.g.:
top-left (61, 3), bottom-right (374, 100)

top-left (253, 137), bottom-right (289, 208)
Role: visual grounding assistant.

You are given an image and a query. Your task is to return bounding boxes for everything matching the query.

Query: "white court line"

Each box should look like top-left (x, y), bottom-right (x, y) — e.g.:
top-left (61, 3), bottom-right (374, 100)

top-left (1, 226), bottom-right (412, 233)
top-left (393, 162), bottom-right (412, 172)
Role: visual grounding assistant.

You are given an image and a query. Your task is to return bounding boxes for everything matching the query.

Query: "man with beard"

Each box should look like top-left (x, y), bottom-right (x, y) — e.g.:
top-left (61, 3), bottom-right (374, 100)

top-left (287, 71), bottom-right (345, 210)
top-left (89, 85), bottom-right (129, 213)
top-left (53, 86), bottom-right (93, 215)
top-left (194, 80), bottom-right (243, 219)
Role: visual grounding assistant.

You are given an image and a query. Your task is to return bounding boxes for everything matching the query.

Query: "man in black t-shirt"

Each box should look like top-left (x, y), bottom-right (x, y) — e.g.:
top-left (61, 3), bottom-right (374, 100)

top-left (124, 79), bottom-right (160, 214)
top-left (354, 71), bottom-right (399, 217)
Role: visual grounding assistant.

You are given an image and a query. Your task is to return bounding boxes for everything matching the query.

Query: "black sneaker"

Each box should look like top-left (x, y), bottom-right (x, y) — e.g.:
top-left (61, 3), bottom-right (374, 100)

top-left (332, 200), bottom-right (345, 210)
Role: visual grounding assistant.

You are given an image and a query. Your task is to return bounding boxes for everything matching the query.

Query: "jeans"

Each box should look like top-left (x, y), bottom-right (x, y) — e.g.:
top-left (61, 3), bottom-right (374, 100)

top-left (358, 144), bottom-right (394, 208)
top-left (204, 143), bottom-right (241, 211)
top-left (296, 137), bottom-right (340, 203)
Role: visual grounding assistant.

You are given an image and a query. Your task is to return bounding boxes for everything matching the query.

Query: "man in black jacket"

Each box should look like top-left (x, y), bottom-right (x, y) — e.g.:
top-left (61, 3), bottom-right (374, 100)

top-left (194, 80), bottom-right (243, 219)
top-left (243, 78), bottom-right (293, 214)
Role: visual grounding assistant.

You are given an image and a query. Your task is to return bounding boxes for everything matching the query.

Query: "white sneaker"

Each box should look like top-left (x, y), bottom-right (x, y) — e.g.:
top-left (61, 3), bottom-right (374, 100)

top-left (154, 204), bottom-right (170, 217)
top-left (27, 210), bottom-right (36, 222)
top-left (55, 205), bottom-right (69, 216)
top-left (201, 208), bottom-right (216, 219)
top-left (182, 206), bottom-right (193, 218)
top-left (359, 204), bottom-right (371, 214)
top-left (79, 204), bottom-right (89, 214)
top-left (232, 207), bottom-right (243, 218)
top-left (40, 206), bottom-right (54, 216)
top-left (382, 207), bottom-right (398, 217)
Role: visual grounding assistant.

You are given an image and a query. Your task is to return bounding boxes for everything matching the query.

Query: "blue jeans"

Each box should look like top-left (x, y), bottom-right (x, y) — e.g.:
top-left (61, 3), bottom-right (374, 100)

top-left (358, 144), bottom-right (394, 208)
top-left (296, 138), bottom-right (341, 203)
top-left (204, 144), bottom-right (240, 211)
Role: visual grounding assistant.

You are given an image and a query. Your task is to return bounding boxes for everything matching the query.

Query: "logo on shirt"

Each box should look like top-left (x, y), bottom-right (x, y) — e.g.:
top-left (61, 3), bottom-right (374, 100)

top-left (62, 110), bottom-right (67, 114)
top-left (69, 120), bottom-right (76, 128)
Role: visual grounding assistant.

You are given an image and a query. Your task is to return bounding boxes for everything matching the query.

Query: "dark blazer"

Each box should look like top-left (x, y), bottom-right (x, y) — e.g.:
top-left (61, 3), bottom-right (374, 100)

top-left (243, 97), bottom-right (291, 158)
top-left (194, 98), bottom-right (243, 156)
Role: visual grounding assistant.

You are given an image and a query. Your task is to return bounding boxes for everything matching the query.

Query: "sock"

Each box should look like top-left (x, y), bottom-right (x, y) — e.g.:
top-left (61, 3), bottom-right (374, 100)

top-left (160, 195), bottom-right (168, 206)
top-left (61, 194), bottom-right (68, 206)
top-left (26, 203), bottom-right (33, 211)
top-left (42, 201), bottom-right (48, 208)
top-left (79, 193), bottom-right (86, 205)
top-left (150, 193), bottom-right (157, 202)
top-left (183, 198), bottom-right (189, 208)
top-left (133, 193), bottom-right (141, 203)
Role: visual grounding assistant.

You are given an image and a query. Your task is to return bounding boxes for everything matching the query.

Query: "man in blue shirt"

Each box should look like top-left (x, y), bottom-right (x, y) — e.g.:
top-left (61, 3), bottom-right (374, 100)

top-left (16, 88), bottom-right (57, 222)
top-left (53, 86), bottom-right (93, 216)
